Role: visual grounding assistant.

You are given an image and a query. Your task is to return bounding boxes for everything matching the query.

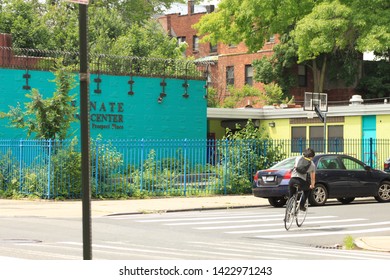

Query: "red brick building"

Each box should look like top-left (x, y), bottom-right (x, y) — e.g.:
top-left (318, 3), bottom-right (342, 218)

top-left (157, 1), bottom-right (358, 108)
top-left (1, 33), bottom-right (41, 68)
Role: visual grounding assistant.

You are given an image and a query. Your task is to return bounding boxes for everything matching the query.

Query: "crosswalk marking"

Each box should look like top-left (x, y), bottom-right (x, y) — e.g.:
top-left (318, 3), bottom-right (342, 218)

top-left (134, 214), bottom-right (282, 223)
top-left (195, 218), bottom-right (365, 230)
top-left (128, 211), bottom-right (390, 243)
top-left (189, 241), bottom-right (390, 260)
top-left (226, 221), bottom-right (390, 234)
top-left (254, 226), bottom-right (390, 239)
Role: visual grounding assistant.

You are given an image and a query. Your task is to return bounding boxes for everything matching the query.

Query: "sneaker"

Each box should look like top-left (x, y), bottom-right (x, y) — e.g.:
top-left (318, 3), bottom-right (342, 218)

top-left (299, 205), bottom-right (307, 211)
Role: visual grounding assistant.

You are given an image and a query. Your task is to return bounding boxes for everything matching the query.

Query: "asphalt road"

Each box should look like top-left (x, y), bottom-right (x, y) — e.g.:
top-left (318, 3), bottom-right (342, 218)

top-left (0, 199), bottom-right (389, 260)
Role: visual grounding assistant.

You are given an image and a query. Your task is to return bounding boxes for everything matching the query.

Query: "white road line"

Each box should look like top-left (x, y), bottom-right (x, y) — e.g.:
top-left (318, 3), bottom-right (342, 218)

top-left (59, 241), bottom-right (256, 260)
top-left (227, 221), bottom-right (390, 234)
top-left (195, 218), bottom-right (364, 230)
top-left (163, 215), bottom-right (338, 226)
top-left (188, 241), bottom-right (370, 260)
top-left (134, 214), bottom-right (282, 223)
top-left (253, 226), bottom-right (390, 238)
top-left (107, 210), bottom-right (261, 220)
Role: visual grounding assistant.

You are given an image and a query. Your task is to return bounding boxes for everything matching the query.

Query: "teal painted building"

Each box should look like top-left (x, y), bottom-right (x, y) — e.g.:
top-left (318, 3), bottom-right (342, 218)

top-left (0, 69), bottom-right (207, 139)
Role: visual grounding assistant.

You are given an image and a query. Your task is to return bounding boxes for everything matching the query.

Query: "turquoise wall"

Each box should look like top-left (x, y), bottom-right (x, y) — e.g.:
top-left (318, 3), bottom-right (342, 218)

top-left (0, 69), bottom-right (207, 139)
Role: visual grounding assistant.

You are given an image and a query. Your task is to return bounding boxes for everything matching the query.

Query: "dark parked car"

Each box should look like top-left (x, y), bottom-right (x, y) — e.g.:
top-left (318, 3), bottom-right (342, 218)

top-left (253, 154), bottom-right (390, 207)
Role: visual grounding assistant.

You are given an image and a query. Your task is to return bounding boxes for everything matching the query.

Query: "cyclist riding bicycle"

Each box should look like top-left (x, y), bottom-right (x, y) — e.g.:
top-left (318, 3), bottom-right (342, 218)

top-left (289, 148), bottom-right (316, 211)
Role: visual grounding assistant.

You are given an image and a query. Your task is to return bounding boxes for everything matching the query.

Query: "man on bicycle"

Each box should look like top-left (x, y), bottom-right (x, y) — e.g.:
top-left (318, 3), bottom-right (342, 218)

top-left (289, 148), bottom-right (316, 211)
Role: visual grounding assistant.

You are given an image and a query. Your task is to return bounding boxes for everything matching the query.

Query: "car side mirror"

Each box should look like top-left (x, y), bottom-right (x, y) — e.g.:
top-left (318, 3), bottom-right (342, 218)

top-left (364, 165), bottom-right (371, 171)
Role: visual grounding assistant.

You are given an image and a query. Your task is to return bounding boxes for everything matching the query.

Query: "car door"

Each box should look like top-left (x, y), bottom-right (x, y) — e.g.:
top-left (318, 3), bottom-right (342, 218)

top-left (316, 155), bottom-right (351, 197)
top-left (340, 156), bottom-right (377, 196)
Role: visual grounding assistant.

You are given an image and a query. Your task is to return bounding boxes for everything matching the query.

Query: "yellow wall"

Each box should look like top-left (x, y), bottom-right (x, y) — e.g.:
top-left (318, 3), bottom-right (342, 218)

top-left (210, 115), bottom-right (390, 140)
top-left (208, 120), bottom-right (226, 139)
top-left (260, 119), bottom-right (291, 139)
top-left (377, 115), bottom-right (390, 138)
top-left (344, 116), bottom-right (362, 139)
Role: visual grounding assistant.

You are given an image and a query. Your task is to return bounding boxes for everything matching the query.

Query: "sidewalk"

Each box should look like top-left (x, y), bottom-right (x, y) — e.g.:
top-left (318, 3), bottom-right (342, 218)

top-left (0, 195), bottom-right (266, 218)
top-left (0, 195), bottom-right (389, 253)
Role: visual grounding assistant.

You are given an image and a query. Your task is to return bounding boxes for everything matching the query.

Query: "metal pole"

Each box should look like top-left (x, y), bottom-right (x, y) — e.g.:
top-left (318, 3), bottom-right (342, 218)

top-left (79, 3), bottom-right (92, 260)
top-left (324, 112), bottom-right (327, 153)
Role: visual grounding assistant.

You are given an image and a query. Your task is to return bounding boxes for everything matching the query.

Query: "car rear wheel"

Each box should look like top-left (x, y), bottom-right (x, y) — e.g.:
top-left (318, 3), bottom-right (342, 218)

top-left (268, 197), bottom-right (287, 207)
top-left (375, 181), bottom-right (390, 202)
top-left (309, 184), bottom-right (328, 206)
top-left (337, 197), bottom-right (355, 204)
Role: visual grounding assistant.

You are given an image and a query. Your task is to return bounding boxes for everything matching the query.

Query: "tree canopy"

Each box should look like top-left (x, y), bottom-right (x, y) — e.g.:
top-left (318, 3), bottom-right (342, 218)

top-left (194, 0), bottom-right (390, 94)
top-left (0, 0), bottom-right (185, 59)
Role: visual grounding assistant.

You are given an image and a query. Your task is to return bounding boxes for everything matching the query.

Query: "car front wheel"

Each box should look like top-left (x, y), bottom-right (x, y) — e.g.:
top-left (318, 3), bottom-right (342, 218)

top-left (309, 184), bottom-right (328, 206)
top-left (375, 181), bottom-right (390, 202)
top-left (268, 197), bottom-right (287, 207)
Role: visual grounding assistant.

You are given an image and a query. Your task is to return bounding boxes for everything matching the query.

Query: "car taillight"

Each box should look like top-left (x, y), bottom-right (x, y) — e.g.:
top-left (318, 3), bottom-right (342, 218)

top-left (385, 163), bottom-right (389, 169)
top-left (254, 173), bottom-right (259, 181)
top-left (283, 170), bottom-right (292, 179)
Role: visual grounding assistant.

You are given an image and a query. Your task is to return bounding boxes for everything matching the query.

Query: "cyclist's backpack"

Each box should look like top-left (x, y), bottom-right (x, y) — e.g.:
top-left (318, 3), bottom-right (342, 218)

top-left (295, 156), bottom-right (311, 174)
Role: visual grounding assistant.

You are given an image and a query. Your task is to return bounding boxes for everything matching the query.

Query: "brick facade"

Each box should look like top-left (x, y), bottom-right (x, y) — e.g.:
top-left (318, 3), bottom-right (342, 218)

top-left (0, 33), bottom-right (40, 68)
top-left (157, 2), bottom-right (359, 108)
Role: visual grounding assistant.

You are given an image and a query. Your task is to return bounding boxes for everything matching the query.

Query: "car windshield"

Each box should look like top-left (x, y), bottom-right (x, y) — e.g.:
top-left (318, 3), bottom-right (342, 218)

top-left (269, 157), bottom-right (296, 170)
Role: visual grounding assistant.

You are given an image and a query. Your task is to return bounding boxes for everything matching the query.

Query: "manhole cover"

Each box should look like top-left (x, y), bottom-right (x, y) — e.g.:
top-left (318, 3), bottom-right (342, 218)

top-left (0, 239), bottom-right (42, 244)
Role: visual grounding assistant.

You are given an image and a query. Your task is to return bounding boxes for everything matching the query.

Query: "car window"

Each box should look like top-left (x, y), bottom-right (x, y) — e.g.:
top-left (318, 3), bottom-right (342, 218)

top-left (270, 157), bottom-right (296, 169)
top-left (317, 157), bottom-right (342, 170)
top-left (341, 157), bottom-right (365, 170)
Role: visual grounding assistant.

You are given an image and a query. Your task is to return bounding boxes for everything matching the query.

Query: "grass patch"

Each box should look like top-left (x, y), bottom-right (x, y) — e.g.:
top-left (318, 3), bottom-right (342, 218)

top-left (343, 235), bottom-right (356, 250)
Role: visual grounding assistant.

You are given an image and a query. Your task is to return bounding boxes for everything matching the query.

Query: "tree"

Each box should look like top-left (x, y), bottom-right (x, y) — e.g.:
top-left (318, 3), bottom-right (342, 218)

top-left (0, 63), bottom-right (77, 139)
top-left (0, 0), bottom-right (51, 49)
top-left (194, 0), bottom-right (390, 95)
top-left (109, 20), bottom-right (186, 59)
top-left (222, 85), bottom-right (265, 108)
top-left (0, 0), bottom-right (185, 59)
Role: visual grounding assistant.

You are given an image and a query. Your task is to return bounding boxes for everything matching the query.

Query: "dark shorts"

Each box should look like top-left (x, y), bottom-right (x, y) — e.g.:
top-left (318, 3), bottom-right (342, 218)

top-left (289, 177), bottom-right (309, 191)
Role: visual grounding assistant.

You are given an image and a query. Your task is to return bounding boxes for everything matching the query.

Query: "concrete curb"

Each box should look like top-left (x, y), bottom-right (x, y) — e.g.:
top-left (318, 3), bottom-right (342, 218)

top-left (354, 237), bottom-right (390, 252)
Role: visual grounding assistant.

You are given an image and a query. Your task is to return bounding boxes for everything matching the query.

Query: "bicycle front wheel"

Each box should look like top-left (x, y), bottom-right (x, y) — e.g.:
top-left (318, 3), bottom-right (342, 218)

top-left (296, 200), bottom-right (308, 227)
top-left (284, 197), bottom-right (295, 230)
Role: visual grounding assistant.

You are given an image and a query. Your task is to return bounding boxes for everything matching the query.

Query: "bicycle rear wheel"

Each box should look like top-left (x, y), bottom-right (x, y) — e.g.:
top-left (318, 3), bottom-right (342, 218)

top-left (296, 200), bottom-right (308, 227)
top-left (284, 197), bottom-right (295, 230)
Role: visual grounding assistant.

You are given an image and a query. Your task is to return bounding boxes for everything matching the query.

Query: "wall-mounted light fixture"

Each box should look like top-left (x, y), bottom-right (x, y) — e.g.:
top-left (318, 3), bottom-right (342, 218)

top-left (157, 93), bottom-right (166, 103)
top-left (182, 82), bottom-right (189, 98)
top-left (158, 78), bottom-right (167, 103)
top-left (268, 121), bottom-right (275, 128)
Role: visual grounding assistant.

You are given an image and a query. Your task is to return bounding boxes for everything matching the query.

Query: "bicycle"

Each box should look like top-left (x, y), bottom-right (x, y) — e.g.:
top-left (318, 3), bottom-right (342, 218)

top-left (284, 184), bottom-right (308, 230)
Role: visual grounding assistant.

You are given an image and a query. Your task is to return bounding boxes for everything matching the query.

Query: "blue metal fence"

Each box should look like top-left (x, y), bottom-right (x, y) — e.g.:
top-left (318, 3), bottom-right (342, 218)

top-left (0, 138), bottom-right (389, 199)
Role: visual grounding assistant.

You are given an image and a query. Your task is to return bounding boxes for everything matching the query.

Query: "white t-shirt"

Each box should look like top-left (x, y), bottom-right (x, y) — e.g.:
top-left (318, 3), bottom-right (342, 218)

top-left (291, 156), bottom-right (316, 181)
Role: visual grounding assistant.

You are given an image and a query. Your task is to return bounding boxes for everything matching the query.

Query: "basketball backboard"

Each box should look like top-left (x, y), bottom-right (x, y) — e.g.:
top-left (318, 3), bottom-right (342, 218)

top-left (304, 92), bottom-right (328, 112)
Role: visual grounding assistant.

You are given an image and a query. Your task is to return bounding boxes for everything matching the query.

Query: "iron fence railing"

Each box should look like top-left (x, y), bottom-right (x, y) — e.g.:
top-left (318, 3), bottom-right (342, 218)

top-left (0, 138), bottom-right (389, 199)
top-left (0, 46), bottom-right (210, 79)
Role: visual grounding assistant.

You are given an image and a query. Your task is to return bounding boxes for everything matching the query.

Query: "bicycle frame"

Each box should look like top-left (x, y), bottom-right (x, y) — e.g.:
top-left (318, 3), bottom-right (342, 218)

top-left (284, 184), bottom-right (308, 230)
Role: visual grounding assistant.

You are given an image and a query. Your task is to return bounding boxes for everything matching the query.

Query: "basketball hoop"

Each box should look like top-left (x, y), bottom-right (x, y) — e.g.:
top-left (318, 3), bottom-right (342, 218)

top-left (304, 92), bottom-right (328, 112)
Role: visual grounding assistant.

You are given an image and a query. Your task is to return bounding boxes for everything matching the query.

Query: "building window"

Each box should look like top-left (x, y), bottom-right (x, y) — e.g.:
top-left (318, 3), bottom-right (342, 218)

top-left (245, 65), bottom-right (253, 86)
top-left (226, 66), bottom-right (234, 87)
top-left (328, 125), bottom-right (344, 152)
top-left (177, 36), bottom-right (186, 45)
top-left (298, 65), bottom-right (307, 87)
top-left (210, 43), bottom-right (217, 53)
top-left (291, 127), bottom-right (306, 153)
top-left (177, 36), bottom-right (186, 56)
top-left (192, 36), bottom-right (199, 52)
top-left (206, 71), bottom-right (212, 87)
top-left (309, 126), bottom-right (324, 153)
